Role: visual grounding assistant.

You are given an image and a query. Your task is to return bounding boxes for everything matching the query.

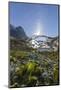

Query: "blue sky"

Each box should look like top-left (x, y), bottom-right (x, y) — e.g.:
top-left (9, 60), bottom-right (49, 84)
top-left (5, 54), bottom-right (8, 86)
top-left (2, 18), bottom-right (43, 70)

top-left (9, 2), bottom-right (58, 37)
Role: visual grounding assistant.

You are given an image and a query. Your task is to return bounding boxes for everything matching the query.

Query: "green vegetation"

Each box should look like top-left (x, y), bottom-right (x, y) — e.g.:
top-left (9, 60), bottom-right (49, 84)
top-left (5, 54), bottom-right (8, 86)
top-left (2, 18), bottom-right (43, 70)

top-left (9, 49), bottom-right (59, 88)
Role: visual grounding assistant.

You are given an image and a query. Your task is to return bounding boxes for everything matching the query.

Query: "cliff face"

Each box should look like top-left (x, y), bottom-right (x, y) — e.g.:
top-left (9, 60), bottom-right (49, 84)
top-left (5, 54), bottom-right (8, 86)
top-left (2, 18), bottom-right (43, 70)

top-left (10, 24), bottom-right (28, 40)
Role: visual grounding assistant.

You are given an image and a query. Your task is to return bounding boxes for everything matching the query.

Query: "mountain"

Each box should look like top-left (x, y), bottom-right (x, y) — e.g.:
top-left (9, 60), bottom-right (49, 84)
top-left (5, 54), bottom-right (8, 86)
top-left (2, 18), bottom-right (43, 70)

top-left (10, 24), bottom-right (31, 50)
top-left (10, 24), bottom-right (28, 40)
top-left (28, 35), bottom-right (58, 52)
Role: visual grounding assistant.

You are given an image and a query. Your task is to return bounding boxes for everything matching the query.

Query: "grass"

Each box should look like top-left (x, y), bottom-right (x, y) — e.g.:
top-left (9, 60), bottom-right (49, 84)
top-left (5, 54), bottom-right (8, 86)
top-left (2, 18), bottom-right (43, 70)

top-left (10, 49), bottom-right (59, 87)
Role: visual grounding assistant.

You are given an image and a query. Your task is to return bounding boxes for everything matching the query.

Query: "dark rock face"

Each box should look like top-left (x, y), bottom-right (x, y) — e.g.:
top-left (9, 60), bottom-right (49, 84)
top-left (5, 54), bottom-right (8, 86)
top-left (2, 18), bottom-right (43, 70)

top-left (10, 24), bottom-right (17, 38)
top-left (10, 24), bottom-right (28, 40)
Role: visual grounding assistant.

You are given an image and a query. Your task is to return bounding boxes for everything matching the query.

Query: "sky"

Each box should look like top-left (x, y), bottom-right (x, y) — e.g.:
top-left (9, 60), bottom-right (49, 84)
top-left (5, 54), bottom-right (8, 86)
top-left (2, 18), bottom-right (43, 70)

top-left (9, 2), bottom-right (59, 37)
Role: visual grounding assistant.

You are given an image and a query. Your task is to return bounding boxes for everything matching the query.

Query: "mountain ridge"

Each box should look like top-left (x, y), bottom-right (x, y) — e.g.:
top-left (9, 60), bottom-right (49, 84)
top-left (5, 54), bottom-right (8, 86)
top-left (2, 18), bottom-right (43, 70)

top-left (10, 24), bottom-right (28, 40)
